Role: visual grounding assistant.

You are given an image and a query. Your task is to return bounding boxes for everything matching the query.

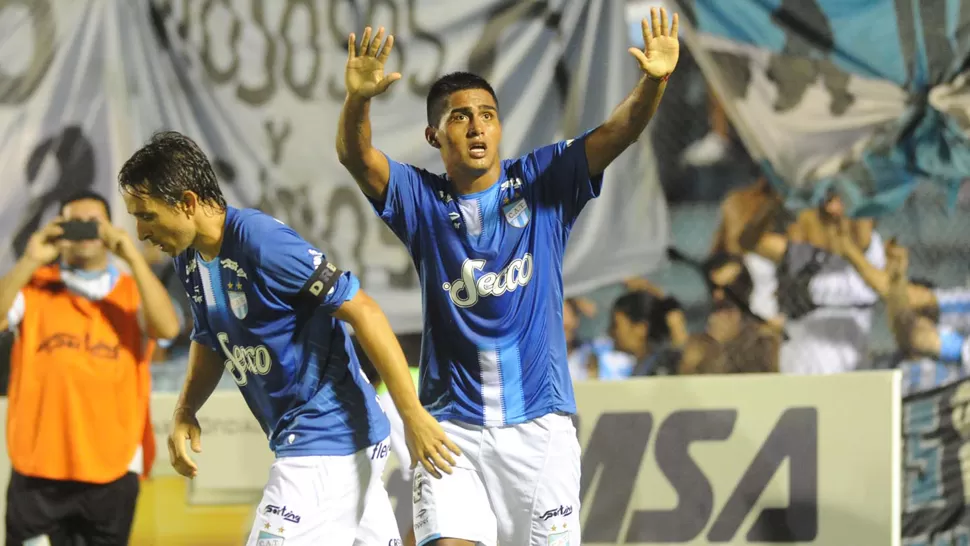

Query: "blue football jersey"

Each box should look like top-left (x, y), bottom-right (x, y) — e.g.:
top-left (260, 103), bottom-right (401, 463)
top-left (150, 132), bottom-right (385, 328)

top-left (371, 134), bottom-right (603, 426)
top-left (175, 207), bottom-right (389, 456)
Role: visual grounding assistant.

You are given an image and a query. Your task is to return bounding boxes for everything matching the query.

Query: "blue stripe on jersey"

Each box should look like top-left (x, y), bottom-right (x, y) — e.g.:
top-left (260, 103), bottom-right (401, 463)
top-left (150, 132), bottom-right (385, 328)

top-left (498, 341), bottom-right (525, 424)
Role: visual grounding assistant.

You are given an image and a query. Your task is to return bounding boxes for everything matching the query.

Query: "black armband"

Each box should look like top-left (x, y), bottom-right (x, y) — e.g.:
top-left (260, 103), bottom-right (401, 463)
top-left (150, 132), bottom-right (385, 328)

top-left (298, 259), bottom-right (342, 303)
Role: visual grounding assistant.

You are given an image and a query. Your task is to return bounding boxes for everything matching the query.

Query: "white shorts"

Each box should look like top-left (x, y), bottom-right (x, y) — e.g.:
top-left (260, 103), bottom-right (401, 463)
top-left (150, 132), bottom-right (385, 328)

top-left (412, 413), bottom-right (581, 546)
top-left (246, 440), bottom-right (401, 546)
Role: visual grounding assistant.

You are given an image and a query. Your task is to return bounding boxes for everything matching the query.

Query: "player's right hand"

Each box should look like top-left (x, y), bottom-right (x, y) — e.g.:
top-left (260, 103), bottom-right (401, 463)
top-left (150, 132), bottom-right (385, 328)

top-left (345, 26), bottom-right (401, 99)
top-left (168, 407), bottom-right (203, 478)
top-left (24, 218), bottom-right (64, 265)
top-left (404, 408), bottom-right (462, 480)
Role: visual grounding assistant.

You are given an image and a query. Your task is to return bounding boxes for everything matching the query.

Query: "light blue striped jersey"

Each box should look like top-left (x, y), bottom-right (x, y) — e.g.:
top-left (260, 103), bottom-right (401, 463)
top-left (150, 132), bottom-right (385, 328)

top-left (370, 134), bottom-right (603, 426)
top-left (174, 207), bottom-right (389, 456)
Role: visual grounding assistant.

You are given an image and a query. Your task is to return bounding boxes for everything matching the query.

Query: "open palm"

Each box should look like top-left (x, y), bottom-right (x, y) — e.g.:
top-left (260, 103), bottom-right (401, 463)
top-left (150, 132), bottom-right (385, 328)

top-left (629, 8), bottom-right (680, 80)
top-left (345, 26), bottom-right (401, 99)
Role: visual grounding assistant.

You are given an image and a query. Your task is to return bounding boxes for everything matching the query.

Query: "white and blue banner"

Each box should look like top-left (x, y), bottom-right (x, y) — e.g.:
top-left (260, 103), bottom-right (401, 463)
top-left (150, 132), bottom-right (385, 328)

top-left (671, 0), bottom-right (970, 216)
top-left (0, 0), bottom-right (669, 332)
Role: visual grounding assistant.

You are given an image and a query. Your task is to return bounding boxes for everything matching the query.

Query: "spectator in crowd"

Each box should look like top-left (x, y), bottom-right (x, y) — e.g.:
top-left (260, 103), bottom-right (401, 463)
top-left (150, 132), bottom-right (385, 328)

top-left (742, 194), bottom-right (885, 374)
top-left (565, 298), bottom-right (595, 380)
top-left (710, 176), bottom-right (789, 320)
top-left (609, 288), bottom-right (685, 377)
top-left (828, 229), bottom-right (970, 394)
top-left (679, 253), bottom-right (782, 374)
top-left (826, 218), bottom-right (970, 334)
top-left (0, 191), bottom-right (180, 545)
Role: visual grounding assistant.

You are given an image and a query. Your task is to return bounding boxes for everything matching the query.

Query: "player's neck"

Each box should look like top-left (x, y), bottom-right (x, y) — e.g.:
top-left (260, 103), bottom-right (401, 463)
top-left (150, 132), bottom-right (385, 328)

top-left (193, 208), bottom-right (227, 262)
top-left (448, 163), bottom-right (502, 196)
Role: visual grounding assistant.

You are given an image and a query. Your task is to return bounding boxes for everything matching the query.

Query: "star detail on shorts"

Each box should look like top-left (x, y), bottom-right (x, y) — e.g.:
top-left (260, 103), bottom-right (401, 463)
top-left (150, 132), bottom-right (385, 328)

top-left (552, 525), bottom-right (557, 531)
top-left (264, 523), bottom-right (271, 530)
top-left (278, 527), bottom-right (285, 534)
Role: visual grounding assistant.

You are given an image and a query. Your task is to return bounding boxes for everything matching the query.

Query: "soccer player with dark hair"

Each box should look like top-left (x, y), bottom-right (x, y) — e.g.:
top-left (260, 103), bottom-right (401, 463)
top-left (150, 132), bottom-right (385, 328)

top-left (336, 9), bottom-right (680, 546)
top-left (119, 131), bottom-right (457, 546)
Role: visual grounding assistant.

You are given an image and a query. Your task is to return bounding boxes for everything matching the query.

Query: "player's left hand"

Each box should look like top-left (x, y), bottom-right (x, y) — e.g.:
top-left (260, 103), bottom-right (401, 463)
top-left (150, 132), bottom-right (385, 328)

top-left (629, 7), bottom-right (680, 81)
top-left (403, 409), bottom-right (462, 479)
top-left (98, 220), bottom-right (138, 263)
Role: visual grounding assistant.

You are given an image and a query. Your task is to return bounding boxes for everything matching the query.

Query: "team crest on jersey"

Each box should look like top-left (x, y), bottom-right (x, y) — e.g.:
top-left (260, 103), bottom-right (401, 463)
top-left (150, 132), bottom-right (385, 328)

top-left (228, 289), bottom-right (248, 319)
top-left (221, 258), bottom-right (250, 320)
top-left (502, 196), bottom-right (530, 228)
top-left (501, 177), bottom-right (529, 228)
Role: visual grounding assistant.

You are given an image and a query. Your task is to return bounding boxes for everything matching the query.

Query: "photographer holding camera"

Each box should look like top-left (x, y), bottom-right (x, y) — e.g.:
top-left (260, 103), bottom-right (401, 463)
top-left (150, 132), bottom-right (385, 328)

top-left (0, 191), bottom-right (179, 546)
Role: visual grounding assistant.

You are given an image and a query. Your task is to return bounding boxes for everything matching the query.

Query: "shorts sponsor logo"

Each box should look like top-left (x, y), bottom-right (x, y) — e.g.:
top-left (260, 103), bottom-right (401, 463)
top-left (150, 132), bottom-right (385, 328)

top-left (371, 441), bottom-right (390, 460)
top-left (415, 508), bottom-right (430, 529)
top-left (413, 472), bottom-right (426, 504)
top-left (264, 504), bottom-right (301, 524)
top-left (388, 540), bottom-right (403, 546)
top-left (547, 531), bottom-right (569, 546)
top-left (256, 530), bottom-right (285, 546)
top-left (540, 505), bottom-right (573, 521)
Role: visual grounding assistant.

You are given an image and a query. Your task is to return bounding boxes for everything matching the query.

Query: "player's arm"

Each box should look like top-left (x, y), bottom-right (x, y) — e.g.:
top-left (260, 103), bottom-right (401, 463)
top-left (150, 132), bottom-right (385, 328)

top-left (169, 340), bottom-right (224, 478)
top-left (333, 291), bottom-right (420, 417)
top-left (174, 341), bottom-right (225, 416)
top-left (336, 27), bottom-right (402, 202)
top-left (331, 291), bottom-right (460, 478)
top-left (584, 8), bottom-right (679, 176)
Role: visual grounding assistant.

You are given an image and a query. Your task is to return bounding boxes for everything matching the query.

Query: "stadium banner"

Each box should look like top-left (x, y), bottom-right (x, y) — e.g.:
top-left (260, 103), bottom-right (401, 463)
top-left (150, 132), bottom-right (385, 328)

top-left (669, 0), bottom-right (970, 217)
top-left (0, 371), bottom-right (901, 544)
top-left (901, 376), bottom-right (970, 545)
top-left (0, 0), bottom-right (668, 333)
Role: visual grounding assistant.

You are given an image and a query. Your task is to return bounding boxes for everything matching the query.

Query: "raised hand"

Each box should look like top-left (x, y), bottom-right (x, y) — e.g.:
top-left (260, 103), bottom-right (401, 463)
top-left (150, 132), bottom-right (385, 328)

top-left (24, 218), bottom-right (64, 265)
top-left (345, 26), bottom-right (402, 100)
top-left (629, 8), bottom-right (680, 80)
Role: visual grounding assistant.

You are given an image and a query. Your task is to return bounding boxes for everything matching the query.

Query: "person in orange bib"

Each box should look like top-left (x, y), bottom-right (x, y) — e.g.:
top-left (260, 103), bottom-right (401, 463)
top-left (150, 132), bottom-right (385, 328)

top-left (0, 191), bottom-right (180, 546)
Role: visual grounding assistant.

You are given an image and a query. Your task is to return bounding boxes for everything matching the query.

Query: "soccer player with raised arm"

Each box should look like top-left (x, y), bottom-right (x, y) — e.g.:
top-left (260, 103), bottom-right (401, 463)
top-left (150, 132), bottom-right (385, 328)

top-left (336, 9), bottom-right (680, 546)
top-left (118, 131), bottom-right (459, 546)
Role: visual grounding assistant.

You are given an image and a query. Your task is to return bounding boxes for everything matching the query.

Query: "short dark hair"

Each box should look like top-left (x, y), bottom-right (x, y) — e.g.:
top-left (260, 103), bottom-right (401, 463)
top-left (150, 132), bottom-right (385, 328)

top-left (60, 190), bottom-right (111, 220)
top-left (426, 72), bottom-right (498, 127)
top-left (118, 131), bottom-right (226, 210)
top-left (612, 291), bottom-right (670, 341)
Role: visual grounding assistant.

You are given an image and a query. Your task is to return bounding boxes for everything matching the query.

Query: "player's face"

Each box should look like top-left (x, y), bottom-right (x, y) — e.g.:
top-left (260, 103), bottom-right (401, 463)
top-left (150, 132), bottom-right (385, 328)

top-left (59, 199), bottom-right (109, 267)
top-left (434, 89), bottom-right (501, 176)
top-left (123, 192), bottom-right (196, 256)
